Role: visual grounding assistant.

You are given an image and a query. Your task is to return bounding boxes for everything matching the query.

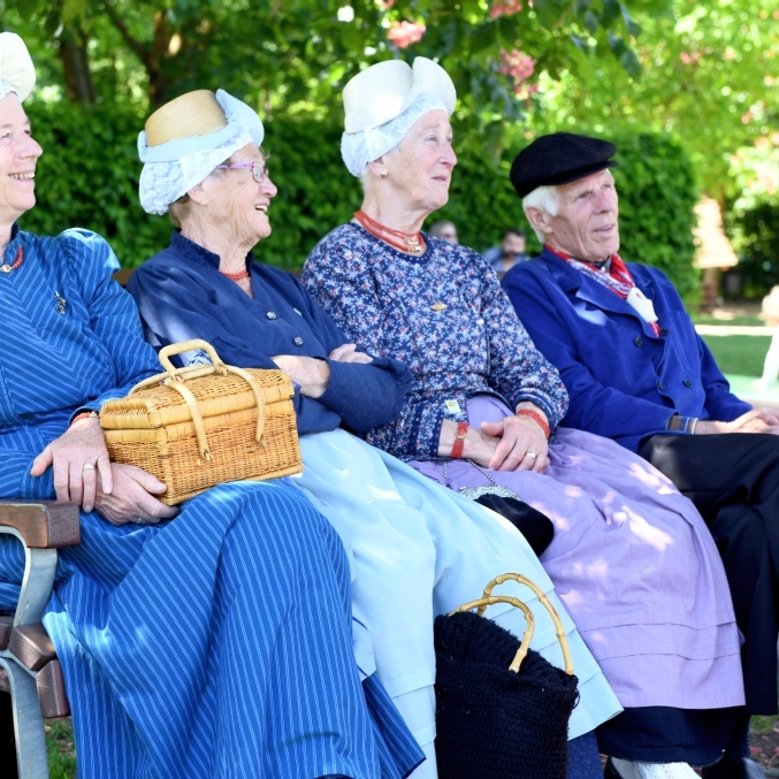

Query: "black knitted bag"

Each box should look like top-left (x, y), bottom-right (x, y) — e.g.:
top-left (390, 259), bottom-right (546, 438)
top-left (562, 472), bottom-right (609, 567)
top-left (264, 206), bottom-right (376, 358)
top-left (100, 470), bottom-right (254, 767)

top-left (434, 573), bottom-right (579, 779)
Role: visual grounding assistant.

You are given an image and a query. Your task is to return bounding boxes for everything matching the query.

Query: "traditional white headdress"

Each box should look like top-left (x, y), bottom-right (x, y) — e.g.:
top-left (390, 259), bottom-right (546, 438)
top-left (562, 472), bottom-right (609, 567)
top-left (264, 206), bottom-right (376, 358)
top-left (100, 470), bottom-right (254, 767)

top-left (340, 57), bottom-right (456, 177)
top-left (138, 89), bottom-right (264, 215)
top-left (0, 32), bottom-right (35, 102)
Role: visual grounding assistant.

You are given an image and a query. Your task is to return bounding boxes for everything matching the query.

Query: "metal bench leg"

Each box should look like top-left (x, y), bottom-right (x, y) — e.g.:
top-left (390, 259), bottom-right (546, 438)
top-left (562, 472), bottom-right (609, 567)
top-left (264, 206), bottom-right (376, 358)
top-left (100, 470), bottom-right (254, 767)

top-left (0, 658), bottom-right (49, 779)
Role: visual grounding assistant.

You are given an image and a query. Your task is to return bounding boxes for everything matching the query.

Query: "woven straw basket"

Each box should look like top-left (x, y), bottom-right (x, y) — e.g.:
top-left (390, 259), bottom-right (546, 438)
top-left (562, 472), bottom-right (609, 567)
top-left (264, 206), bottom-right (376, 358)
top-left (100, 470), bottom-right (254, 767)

top-left (100, 339), bottom-right (302, 505)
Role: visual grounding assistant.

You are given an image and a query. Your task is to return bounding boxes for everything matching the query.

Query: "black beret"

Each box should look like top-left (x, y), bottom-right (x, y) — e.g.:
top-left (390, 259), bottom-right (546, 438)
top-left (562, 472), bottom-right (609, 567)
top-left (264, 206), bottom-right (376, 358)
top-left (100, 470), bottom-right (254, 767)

top-left (509, 132), bottom-right (617, 198)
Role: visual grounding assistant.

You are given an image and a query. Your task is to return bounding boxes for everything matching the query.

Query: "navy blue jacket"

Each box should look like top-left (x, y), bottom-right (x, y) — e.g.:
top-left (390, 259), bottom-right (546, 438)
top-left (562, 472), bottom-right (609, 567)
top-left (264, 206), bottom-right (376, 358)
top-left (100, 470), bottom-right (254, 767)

top-left (502, 248), bottom-right (751, 451)
top-left (128, 231), bottom-right (412, 436)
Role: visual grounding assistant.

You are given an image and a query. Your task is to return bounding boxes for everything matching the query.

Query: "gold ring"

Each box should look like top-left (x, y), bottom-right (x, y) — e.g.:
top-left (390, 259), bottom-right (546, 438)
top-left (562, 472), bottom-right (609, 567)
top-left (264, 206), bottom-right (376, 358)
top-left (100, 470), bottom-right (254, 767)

top-left (82, 462), bottom-right (96, 471)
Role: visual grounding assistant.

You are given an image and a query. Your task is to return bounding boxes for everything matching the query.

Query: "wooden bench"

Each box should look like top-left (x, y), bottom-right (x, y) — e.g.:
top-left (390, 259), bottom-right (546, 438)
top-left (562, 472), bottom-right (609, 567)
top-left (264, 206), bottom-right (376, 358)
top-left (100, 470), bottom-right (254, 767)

top-left (0, 502), bottom-right (80, 779)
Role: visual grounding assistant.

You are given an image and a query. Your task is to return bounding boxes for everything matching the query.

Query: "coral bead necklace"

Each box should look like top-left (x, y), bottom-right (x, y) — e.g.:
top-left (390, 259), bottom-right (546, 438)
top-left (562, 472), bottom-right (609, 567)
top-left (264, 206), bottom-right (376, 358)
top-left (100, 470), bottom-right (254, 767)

top-left (0, 246), bottom-right (23, 273)
top-left (353, 210), bottom-right (425, 255)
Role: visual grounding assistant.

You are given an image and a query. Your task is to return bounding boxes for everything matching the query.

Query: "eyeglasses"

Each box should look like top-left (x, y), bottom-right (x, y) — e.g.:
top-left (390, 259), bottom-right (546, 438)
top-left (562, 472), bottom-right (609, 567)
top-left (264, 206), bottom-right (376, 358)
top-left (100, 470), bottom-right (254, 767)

top-left (215, 160), bottom-right (268, 184)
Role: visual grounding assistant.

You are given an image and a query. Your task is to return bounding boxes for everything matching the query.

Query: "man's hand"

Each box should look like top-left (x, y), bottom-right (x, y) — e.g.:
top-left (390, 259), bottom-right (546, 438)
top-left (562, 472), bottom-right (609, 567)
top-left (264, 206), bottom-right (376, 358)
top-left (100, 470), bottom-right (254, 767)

top-left (696, 409), bottom-right (779, 435)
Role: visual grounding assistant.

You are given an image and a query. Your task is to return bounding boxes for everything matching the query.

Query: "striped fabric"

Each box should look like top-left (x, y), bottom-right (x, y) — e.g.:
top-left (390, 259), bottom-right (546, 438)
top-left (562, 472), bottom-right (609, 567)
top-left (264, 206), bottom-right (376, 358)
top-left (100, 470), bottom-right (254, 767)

top-left (0, 226), bottom-right (422, 778)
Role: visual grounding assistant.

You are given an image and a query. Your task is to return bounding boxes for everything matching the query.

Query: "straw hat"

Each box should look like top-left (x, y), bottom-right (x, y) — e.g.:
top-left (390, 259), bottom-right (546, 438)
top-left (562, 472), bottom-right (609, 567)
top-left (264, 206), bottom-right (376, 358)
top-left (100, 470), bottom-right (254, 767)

top-left (143, 90), bottom-right (228, 147)
top-left (343, 57), bottom-right (455, 134)
top-left (0, 31), bottom-right (35, 102)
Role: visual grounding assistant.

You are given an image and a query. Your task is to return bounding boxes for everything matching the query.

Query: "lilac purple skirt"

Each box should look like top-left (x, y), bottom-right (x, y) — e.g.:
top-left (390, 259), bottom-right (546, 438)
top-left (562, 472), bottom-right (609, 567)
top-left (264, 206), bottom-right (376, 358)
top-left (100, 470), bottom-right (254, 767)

top-left (410, 395), bottom-right (745, 713)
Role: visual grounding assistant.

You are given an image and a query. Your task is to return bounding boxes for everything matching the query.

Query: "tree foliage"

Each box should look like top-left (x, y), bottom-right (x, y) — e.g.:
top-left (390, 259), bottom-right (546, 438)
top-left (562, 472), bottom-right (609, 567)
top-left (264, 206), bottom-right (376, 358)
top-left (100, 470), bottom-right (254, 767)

top-left (2, 0), bottom-right (774, 294)
top-left (525, 0), bottom-right (779, 197)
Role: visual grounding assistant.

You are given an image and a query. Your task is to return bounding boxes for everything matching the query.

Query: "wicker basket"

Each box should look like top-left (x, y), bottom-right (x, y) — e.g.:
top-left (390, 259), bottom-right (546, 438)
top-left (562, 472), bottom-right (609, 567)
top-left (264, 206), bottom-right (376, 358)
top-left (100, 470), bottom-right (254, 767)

top-left (100, 339), bottom-right (302, 505)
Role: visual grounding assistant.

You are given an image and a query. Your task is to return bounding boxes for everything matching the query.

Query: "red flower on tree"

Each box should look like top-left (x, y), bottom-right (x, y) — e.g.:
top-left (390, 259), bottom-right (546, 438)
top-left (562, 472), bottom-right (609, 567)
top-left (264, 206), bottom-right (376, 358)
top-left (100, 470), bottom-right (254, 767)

top-left (387, 20), bottom-right (426, 48)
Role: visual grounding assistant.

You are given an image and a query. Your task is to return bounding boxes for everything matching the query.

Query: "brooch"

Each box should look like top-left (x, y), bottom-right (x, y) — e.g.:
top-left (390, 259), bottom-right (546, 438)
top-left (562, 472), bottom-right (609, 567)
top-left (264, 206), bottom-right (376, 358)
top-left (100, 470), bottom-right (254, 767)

top-left (54, 290), bottom-right (67, 315)
top-left (431, 302), bottom-right (447, 312)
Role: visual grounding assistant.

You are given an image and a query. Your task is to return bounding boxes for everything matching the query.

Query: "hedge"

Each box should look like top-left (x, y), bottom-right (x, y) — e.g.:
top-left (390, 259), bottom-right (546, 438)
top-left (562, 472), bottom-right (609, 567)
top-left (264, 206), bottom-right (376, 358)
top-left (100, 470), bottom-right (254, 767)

top-left (22, 99), bottom-right (699, 299)
top-left (724, 198), bottom-right (779, 299)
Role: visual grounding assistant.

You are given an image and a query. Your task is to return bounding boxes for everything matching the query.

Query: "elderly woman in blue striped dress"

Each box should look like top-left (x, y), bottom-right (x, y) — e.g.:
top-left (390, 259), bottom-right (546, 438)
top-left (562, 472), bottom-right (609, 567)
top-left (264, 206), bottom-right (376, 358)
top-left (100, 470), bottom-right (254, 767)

top-left (0, 32), bottom-right (424, 779)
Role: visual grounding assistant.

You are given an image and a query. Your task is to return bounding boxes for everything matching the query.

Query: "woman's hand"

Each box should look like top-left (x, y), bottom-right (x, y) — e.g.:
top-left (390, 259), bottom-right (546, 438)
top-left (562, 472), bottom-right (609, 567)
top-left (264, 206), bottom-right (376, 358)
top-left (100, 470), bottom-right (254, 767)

top-left (271, 354), bottom-right (331, 398)
top-left (94, 463), bottom-right (178, 526)
top-left (328, 343), bottom-right (373, 364)
top-left (437, 415), bottom-right (549, 473)
top-left (30, 416), bottom-right (113, 512)
top-left (480, 414), bottom-right (549, 473)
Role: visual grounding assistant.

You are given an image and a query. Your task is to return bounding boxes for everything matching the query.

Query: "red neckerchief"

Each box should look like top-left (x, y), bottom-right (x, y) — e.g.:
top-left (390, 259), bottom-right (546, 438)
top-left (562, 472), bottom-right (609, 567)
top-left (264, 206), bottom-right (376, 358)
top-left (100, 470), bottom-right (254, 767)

top-left (546, 245), bottom-right (661, 335)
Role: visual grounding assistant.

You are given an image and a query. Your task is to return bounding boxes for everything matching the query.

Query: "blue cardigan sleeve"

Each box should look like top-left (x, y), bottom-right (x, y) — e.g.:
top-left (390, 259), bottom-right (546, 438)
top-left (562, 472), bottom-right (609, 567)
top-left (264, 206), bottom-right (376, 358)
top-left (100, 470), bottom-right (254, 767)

top-left (278, 272), bottom-right (413, 435)
top-left (502, 263), bottom-right (680, 449)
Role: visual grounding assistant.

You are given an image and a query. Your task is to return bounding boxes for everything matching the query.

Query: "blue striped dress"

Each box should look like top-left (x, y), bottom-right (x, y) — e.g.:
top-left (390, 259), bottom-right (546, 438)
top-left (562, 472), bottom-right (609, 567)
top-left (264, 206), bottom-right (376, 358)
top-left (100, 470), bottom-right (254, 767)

top-left (0, 225), bottom-right (423, 779)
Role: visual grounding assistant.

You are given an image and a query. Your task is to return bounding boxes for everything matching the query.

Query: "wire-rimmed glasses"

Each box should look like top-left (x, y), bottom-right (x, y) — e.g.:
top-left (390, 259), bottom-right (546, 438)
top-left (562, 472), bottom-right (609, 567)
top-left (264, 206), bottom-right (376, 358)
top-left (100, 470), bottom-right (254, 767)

top-left (215, 159), bottom-right (268, 184)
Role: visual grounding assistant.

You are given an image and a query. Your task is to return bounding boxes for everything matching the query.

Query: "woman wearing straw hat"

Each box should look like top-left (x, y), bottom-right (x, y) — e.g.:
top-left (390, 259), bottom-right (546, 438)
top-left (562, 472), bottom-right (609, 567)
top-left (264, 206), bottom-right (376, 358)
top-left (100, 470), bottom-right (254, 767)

top-left (302, 57), bottom-right (747, 779)
top-left (128, 88), bottom-right (626, 777)
top-left (0, 31), bottom-right (427, 779)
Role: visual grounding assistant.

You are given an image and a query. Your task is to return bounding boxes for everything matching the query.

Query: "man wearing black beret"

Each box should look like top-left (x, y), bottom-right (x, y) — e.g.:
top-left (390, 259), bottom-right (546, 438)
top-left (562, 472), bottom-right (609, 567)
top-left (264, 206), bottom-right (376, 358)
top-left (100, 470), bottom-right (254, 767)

top-left (502, 131), bottom-right (779, 779)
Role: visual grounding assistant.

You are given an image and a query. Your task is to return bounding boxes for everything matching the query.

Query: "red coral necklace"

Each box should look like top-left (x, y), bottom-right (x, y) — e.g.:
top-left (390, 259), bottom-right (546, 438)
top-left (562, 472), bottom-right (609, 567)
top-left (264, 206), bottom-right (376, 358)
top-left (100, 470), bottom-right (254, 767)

top-left (221, 268), bottom-right (250, 281)
top-left (353, 210), bottom-right (425, 255)
top-left (0, 246), bottom-right (23, 273)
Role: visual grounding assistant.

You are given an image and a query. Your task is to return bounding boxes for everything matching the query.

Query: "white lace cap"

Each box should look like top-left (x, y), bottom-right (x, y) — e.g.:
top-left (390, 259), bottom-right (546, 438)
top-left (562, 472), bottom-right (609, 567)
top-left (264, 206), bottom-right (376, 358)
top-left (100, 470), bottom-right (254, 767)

top-left (0, 32), bottom-right (35, 102)
top-left (341, 94), bottom-right (450, 177)
top-left (339, 56), bottom-right (456, 177)
top-left (138, 89), bottom-right (264, 215)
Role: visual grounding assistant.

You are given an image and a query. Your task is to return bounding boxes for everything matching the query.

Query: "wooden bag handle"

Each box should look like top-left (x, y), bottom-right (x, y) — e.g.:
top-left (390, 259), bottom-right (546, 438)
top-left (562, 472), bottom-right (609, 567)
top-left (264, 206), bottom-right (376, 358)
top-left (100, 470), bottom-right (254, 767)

top-left (448, 594), bottom-right (535, 673)
top-left (128, 339), bottom-right (270, 461)
top-left (482, 572), bottom-right (574, 676)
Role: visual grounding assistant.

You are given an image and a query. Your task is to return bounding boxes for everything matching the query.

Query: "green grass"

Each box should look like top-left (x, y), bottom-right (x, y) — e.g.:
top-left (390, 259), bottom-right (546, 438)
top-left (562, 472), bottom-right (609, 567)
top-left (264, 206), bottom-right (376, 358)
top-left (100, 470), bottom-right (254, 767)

top-left (46, 720), bottom-right (76, 779)
top-left (699, 333), bottom-right (772, 378)
top-left (695, 313), bottom-right (765, 328)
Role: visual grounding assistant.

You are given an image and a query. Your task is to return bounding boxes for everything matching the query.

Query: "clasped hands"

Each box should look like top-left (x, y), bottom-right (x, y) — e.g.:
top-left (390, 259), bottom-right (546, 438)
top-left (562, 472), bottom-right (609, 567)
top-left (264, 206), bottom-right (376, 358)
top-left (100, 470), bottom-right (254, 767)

top-left (30, 415), bottom-right (177, 526)
top-left (441, 407), bottom-right (550, 473)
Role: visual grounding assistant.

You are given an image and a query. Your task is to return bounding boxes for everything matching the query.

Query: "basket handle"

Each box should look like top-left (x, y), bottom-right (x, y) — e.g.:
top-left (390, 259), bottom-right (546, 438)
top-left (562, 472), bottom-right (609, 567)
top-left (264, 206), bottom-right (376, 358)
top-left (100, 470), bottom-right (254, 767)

top-left (127, 339), bottom-right (270, 462)
top-left (448, 594), bottom-right (535, 674)
top-left (482, 572), bottom-right (574, 676)
top-left (157, 339), bottom-right (228, 375)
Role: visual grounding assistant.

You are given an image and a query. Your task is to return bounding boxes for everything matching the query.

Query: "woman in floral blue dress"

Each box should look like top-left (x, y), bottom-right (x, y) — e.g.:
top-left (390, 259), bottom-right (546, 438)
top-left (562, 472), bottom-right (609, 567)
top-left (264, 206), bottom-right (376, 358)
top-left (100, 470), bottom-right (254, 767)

top-left (303, 57), bottom-right (746, 779)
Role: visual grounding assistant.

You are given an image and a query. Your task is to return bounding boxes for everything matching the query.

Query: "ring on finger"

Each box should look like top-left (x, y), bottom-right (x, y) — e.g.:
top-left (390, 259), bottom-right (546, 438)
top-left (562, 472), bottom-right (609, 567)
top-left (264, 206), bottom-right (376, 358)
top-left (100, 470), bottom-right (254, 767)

top-left (82, 462), bottom-right (96, 471)
top-left (526, 451), bottom-right (538, 461)
top-left (133, 516), bottom-right (144, 525)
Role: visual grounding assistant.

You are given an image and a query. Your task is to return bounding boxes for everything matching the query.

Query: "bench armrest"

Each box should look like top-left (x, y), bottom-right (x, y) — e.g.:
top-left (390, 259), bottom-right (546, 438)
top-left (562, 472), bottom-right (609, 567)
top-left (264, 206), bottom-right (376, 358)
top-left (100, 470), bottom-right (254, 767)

top-left (0, 502), bottom-right (80, 627)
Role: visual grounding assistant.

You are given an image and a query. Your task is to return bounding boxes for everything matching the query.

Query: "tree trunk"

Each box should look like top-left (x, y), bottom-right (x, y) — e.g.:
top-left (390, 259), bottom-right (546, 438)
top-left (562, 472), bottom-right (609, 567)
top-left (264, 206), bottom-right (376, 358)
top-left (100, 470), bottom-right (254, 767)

top-left (59, 34), bottom-right (96, 104)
